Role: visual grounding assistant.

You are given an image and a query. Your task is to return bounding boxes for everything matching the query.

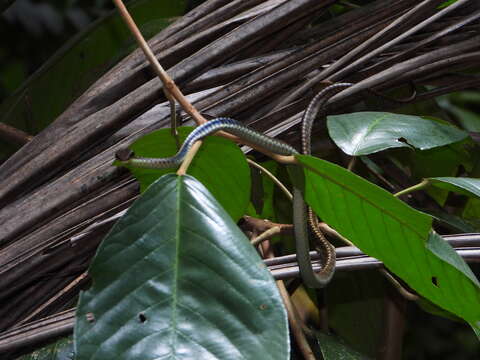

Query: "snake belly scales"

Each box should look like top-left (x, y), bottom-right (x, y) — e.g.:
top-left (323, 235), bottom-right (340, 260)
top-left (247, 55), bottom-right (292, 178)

top-left (117, 83), bottom-right (352, 288)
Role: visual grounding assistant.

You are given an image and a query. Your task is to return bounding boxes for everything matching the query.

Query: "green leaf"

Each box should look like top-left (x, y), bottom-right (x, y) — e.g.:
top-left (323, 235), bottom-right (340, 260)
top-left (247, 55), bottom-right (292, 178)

top-left (391, 142), bottom-right (473, 205)
top-left (246, 160), bottom-right (279, 219)
top-left (472, 325), bottom-right (480, 340)
top-left (0, 0), bottom-right (185, 157)
top-left (464, 198), bottom-right (480, 220)
top-left (429, 177), bottom-right (480, 199)
top-left (327, 271), bottom-right (384, 357)
top-left (327, 112), bottom-right (469, 156)
top-left (17, 336), bottom-right (74, 360)
top-left (424, 209), bottom-right (480, 233)
top-left (426, 232), bottom-right (480, 287)
top-left (445, 104), bottom-right (480, 132)
top-left (295, 155), bottom-right (480, 330)
top-left (437, 94), bottom-right (480, 132)
top-left (116, 127), bottom-right (251, 221)
top-left (75, 174), bottom-right (289, 360)
top-left (315, 332), bottom-right (370, 360)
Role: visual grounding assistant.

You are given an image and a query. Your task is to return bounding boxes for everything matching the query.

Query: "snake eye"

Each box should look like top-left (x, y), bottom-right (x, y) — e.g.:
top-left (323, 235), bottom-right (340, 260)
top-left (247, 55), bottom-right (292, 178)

top-left (115, 147), bottom-right (134, 161)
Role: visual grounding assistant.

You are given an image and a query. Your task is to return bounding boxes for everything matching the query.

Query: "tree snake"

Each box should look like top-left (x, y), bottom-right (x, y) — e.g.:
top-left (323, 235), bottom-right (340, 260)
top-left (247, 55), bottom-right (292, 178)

top-left (116, 83), bottom-right (352, 288)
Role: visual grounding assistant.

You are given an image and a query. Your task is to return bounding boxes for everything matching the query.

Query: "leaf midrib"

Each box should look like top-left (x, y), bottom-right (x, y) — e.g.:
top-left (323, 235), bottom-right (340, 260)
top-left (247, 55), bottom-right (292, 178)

top-left (300, 157), bottom-right (430, 240)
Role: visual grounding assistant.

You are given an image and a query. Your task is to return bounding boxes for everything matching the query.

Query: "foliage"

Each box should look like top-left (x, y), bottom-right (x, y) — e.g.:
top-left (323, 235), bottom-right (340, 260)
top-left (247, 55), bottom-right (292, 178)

top-left (75, 174), bottom-right (288, 359)
top-left (115, 127), bottom-right (250, 221)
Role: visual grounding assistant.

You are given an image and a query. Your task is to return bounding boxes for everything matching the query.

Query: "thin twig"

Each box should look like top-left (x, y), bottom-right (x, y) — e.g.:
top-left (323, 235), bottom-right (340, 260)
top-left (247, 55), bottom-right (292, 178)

top-left (261, 241), bottom-right (316, 360)
top-left (112, 0), bottom-right (207, 126)
top-left (394, 179), bottom-right (429, 197)
top-left (0, 122), bottom-right (33, 146)
top-left (176, 141), bottom-right (203, 176)
top-left (318, 222), bottom-right (353, 246)
top-left (380, 269), bottom-right (419, 301)
top-left (241, 216), bottom-right (294, 243)
top-left (112, 0), bottom-right (299, 167)
top-left (251, 227), bottom-right (282, 247)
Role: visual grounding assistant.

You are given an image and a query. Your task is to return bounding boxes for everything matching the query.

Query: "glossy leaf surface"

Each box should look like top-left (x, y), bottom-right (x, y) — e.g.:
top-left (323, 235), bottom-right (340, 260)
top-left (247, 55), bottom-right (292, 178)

top-left (295, 155), bottom-right (480, 331)
top-left (75, 174), bottom-right (288, 360)
top-left (116, 127), bottom-right (251, 221)
top-left (327, 112), bottom-right (468, 156)
top-left (429, 177), bottom-right (480, 198)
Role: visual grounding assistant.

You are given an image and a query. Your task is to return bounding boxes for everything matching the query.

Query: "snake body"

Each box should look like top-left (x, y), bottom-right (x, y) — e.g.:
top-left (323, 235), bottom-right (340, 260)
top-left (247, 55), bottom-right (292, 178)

top-left (117, 83), bottom-right (351, 288)
top-left (118, 117), bottom-right (298, 168)
top-left (293, 82), bottom-right (353, 288)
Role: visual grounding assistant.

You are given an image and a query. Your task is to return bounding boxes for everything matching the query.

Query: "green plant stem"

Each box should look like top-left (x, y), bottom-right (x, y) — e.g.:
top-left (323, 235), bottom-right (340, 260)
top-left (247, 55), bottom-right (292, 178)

top-left (394, 179), bottom-right (429, 197)
top-left (177, 141), bottom-right (202, 176)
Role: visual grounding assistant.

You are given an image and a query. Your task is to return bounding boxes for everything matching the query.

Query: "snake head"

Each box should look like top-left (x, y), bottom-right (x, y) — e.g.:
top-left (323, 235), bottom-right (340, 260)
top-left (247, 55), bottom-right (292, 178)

top-left (115, 147), bottom-right (134, 162)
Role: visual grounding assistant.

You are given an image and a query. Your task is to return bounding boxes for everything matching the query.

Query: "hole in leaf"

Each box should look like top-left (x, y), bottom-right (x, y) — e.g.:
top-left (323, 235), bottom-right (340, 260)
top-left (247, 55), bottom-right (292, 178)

top-left (397, 137), bottom-right (415, 148)
top-left (431, 276), bottom-right (438, 287)
top-left (138, 312), bottom-right (147, 323)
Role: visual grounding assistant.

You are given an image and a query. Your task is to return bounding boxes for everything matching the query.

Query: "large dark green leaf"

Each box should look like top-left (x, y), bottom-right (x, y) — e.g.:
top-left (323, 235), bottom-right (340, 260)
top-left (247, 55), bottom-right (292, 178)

top-left (295, 155), bottom-right (480, 332)
top-left (0, 0), bottom-right (185, 156)
top-left (327, 112), bottom-right (468, 156)
top-left (75, 174), bottom-right (288, 360)
top-left (116, 127), bottom-right (251, 221)
top-left (327, 271), bottom-right (384, 357)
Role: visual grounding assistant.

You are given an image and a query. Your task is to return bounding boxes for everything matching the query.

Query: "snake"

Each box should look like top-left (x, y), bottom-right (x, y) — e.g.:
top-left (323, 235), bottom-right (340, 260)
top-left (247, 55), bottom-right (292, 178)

top-left (116, 83), bottom-right (352, 288)
top-left (294, 82), bottom-right (352, 287)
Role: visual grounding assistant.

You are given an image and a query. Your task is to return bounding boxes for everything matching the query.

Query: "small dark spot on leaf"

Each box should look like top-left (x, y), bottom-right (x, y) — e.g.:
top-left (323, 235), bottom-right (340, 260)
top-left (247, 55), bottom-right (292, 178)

top-left (138, 312), bottom-right (147, 323)
top-left (259, 304), bottom-right (267, 310)
top-left (86, 312), bottom-right (95, 323)
top-left (431, 276), bottom-right (438, 287)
